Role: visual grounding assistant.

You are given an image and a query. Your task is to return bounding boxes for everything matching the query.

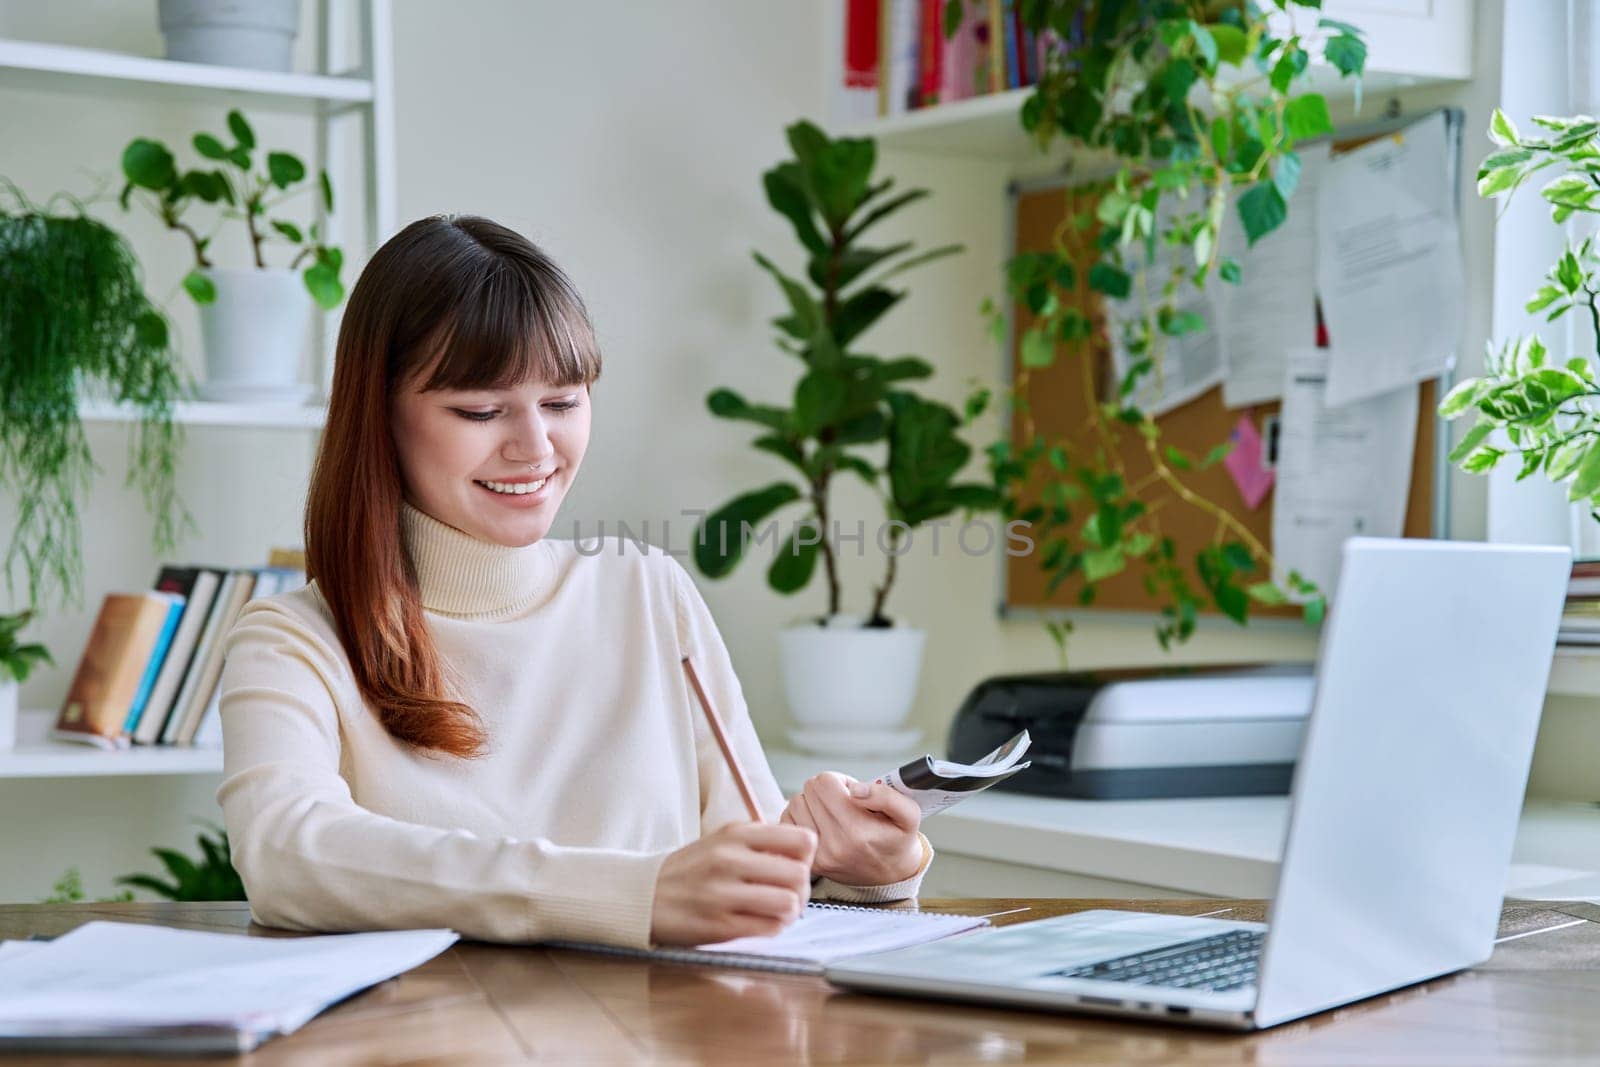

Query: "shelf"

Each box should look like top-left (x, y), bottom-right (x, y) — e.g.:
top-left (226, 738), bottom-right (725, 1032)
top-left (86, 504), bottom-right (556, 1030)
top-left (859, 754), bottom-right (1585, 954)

top-left (768, 749), bottom-right (1600, 900)
top-left (79, 399), bottom-right (327, 430)
top-left (0, 712), bottom-right (222, 779)
top-left (0, 37), bottom-right (372, 113)
top-left (841, 67), bottom-right (1465, 166)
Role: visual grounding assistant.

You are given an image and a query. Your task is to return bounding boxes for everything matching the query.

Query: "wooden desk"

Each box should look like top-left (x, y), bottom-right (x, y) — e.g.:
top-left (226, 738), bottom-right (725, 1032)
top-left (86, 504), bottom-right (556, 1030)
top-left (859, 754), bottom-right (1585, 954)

top-left (4, 898), bottom-right (1599, 1064)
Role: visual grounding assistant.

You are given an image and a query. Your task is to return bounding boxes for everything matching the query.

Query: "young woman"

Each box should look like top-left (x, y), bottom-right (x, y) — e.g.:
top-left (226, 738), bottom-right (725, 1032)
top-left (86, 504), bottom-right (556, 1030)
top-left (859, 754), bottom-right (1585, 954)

top-left (216, 214), bottom-right (931, 949)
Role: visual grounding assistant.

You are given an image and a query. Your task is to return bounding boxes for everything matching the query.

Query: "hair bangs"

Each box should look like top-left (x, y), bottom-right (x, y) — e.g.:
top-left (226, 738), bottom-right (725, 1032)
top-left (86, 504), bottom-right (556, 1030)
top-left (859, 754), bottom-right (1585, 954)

top-left (417, 262), bottom-right (601, 394)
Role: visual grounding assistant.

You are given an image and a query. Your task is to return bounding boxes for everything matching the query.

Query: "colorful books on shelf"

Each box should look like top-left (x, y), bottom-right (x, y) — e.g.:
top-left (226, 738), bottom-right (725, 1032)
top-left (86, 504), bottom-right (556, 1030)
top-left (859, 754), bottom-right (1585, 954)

top-left (51, 556), bottom-right (306, 750)
top-left (838, 0), bottom-right (1046, 123)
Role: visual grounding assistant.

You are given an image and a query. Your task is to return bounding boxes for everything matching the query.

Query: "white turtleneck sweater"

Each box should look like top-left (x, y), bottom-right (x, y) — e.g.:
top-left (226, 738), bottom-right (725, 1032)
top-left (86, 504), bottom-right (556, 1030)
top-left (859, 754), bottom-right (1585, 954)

top-left (215, 503), bottom-right (930, 948)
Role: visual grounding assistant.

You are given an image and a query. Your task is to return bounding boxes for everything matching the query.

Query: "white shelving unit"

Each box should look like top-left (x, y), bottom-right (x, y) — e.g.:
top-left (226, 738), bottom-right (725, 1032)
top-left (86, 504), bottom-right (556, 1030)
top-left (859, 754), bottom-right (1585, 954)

top-left (0, 711), bottom-right (221, 779)
top-left (78, 399), bottom-right (327, 431)
top-left (0, 3), bottom-right (394, 784)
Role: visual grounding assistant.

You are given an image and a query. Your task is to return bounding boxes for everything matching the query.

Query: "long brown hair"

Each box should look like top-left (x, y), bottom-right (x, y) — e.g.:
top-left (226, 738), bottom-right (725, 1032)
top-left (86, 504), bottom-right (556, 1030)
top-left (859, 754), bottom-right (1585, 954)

top-left (305, 215), bottom-right (602, 757)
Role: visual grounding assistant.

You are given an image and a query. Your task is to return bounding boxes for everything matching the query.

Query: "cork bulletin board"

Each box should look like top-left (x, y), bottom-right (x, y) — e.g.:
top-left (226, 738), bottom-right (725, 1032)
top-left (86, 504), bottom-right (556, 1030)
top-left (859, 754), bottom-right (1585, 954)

top-left (1001, 111), bottom-right (1458, 618)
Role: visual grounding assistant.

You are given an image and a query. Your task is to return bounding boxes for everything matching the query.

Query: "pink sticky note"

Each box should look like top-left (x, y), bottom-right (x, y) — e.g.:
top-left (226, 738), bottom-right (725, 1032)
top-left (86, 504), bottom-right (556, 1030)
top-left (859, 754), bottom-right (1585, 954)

top-left (1223, 415), bottom-right (1275, 510)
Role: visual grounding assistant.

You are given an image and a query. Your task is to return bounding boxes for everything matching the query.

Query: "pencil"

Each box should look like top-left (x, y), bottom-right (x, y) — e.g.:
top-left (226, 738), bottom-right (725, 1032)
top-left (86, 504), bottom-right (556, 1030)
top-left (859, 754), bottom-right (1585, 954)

top-left (682, 655), bottom-right (764, 823)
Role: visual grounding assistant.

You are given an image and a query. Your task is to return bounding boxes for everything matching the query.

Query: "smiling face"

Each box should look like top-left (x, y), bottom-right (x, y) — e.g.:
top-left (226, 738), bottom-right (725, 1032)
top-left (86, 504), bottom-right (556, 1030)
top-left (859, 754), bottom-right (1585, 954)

top-left (391, 376), bottom-right (592, 547)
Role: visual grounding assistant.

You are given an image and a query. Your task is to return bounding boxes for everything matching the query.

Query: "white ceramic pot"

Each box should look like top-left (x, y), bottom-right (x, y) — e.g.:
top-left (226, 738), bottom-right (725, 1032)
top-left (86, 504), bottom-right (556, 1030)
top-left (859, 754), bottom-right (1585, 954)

top-left (158, 0), bottom-right (301, 71)
top-left (777, 616), bottom-right (926, 755)
top-left (0, 679), bottom-right (17, 753)
top-left (197, 268), bottom-right (314, 403)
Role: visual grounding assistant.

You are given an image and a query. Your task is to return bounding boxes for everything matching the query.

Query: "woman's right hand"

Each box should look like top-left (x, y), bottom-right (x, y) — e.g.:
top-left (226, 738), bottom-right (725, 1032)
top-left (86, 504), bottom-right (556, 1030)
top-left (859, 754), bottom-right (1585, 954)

top-left (649, 822), bottom-right (818, 946)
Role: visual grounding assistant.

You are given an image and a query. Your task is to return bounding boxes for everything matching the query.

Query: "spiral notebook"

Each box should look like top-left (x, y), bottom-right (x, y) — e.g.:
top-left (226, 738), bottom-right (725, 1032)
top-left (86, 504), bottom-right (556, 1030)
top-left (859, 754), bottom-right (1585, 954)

top-left (547, 902), bottom-right (988, 976)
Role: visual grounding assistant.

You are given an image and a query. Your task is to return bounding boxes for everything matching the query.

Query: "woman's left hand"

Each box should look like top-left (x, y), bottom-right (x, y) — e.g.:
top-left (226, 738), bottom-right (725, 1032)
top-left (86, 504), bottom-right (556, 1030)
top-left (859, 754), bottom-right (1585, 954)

top-left (780, 772), bottom-right (924, 886)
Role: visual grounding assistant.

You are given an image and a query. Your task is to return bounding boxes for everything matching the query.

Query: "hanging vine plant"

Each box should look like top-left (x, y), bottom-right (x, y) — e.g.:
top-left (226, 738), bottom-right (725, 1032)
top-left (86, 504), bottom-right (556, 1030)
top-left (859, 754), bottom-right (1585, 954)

top-left (0, 181), bottom-right (193, 611)
top-left (957, 0), bottom-right (1367, 653)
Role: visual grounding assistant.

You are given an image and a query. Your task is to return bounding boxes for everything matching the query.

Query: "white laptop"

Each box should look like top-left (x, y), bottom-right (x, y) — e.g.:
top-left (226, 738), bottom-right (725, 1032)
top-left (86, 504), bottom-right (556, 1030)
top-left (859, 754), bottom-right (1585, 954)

top-left (825, 538), bottom-right (1570, 1030)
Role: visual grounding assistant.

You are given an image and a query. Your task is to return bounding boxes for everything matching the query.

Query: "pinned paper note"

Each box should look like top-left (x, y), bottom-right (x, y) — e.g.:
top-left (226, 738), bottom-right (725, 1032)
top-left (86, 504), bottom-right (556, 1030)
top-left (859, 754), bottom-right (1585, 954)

top-left (1223, 415), bottom-right (1275, 510)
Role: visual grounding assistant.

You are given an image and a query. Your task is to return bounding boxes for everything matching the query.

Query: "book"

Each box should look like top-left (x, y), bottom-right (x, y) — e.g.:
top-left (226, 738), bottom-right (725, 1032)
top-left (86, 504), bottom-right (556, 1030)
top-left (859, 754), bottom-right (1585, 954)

top-left (881, 0), bottom-right (920, 116)
top-left (840, 0), bottom-right (881, 124)
top-left (940, 0), bottom-right (985, 103)
top-left (52, 593), bottom-right (174, 749)
top-left (548, 901), bottom-right (987, 976)
top-left (134, 568), bottom-right (224, 745)
top-left (879, 730), bottom-right (1033, 816)
top-left (986, 0), bottom-right (1004, 93)
top-left (0, 922), bottom-right (456, 1056)
top-left (121, 593), bottom-right (187, 736)
top-left (163, 570), bottom-right (257, 746)
top-left (916, 0), bottom-right (942, 106)
top-left (191, 569), bottom-right (287, 748)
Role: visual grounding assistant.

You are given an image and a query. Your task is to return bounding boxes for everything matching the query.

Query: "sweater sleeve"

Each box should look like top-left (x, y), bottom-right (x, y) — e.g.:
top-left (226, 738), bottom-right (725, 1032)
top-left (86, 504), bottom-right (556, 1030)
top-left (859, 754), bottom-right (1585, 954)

top-left (215, 600), bottom-right (669, 948)
top-left (666, 558), bottom-right (932, 903)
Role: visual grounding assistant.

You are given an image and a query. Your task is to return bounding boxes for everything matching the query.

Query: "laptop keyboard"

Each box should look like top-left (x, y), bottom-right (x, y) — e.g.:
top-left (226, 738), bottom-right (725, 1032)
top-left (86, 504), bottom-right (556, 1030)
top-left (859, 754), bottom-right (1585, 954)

top-left (1047, 929), bottom-right (1264, 992)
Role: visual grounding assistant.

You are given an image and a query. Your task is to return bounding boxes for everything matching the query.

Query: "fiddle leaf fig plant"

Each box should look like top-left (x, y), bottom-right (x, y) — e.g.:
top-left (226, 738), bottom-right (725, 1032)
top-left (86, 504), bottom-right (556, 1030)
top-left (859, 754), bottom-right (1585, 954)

top-left (695, 121), bottom-right (999, 626)
top-left (119, 108), bottom-right (345, 310)
top-left (967, 0), bottom-right (1364, 650)
top-left (1439, 111), bottom-right (1600, 502)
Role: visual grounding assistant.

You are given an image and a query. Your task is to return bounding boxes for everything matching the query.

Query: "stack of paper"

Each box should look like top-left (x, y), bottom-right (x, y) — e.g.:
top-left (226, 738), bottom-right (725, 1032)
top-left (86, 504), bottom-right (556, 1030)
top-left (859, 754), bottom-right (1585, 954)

top-left (0, 922), bottom-right (457, 1055)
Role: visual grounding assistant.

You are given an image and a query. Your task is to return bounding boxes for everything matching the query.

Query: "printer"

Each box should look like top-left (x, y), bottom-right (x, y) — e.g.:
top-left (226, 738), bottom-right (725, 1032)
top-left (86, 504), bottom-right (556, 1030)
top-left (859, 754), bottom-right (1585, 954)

top-left (946, 664), bottom-right (1315, 799)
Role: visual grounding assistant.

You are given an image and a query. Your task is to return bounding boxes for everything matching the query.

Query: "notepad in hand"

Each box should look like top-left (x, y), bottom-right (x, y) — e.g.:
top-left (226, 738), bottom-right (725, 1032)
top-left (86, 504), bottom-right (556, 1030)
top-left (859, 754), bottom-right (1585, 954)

top-left (880, 729), bottom-right (1033, 816)
top-left (549, 902), bottom-right (988, 975)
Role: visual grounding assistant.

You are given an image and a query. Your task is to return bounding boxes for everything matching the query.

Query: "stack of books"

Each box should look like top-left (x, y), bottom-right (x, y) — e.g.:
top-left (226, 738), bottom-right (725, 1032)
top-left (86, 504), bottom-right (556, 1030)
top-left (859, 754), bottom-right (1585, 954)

top-left (1559, 560), bottom-right (1600, 646)
top-left (52, 551), bottom-right (307, 750)
top-left (838, 0), bottom-right (1053, 123)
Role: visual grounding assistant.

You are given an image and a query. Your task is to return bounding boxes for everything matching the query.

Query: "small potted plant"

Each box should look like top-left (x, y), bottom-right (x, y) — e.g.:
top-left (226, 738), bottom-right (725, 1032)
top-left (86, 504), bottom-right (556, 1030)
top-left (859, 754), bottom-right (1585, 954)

top-left (0, 610), bottom-right (52, 752)
top-left (120, 108), bottom-right (345, 404)
top-left (695, 121), bottom-right (997, 755)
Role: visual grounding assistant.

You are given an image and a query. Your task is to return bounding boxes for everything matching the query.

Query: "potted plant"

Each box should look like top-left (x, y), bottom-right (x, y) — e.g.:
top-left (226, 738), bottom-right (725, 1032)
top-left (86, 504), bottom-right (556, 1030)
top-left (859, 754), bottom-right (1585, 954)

top-left (0, 181), bottom-right (191, 613)
top-left (157, 0), bottom-right (302, 72)
top-left (0, 610), bottom-right (51, 752)
top-left (1438, 111), bottom-right (1600, 507)
top-left (695, 121), bottom-right (997, 754)
top-left (966, 0), bottom-right (1366, 656)
top-left (119, 108), bottom-right (345, 403)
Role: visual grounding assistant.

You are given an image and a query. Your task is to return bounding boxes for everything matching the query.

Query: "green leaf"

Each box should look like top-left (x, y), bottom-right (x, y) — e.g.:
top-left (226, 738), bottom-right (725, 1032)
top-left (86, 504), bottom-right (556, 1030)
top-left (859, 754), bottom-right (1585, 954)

top-left (1437, 377), bottom-right (1486, 418)
top-left (1021, 327), bottom-right (1056, 368)
top-left (271, 219), bottom-right (304, 243)
top-left (1082, 546), bottom-right (1126, 582)
top-left (1219, 258), bottom-right (1241, 284)
top-left (1270, 42), bottom-right (1308, 94)
top-left (1087, 262), bottom-right (1132, 298)
top-left (695, 483), bottom-right (803, 578)
top-left (304, 262), bottom-right (344, 309)
top-left (753, 251), bottom-right (822, 341)
top-left (1237, 183), bottom-right (1288, 245)
top-left (1284, 94), bottom-right (1334, 141)
top-left (768, 521), bottom-right (821, 594)
top-left (1447, 421), bottom-right (1493, 464)
top-left (121, 139), bottom-right (177, 190)
top-left (266, 151), bottom-right (306, 189)
top-left (1247, 582), bottom-right (1288, 605)
top-left (707, 388), bottom-right (789, 431)
top-left (763, 162), bottom-right (828, 257)
top-left (1323, 33), bottom-right (1366, 77)
top-left (1571, 442), bottom-right (1600, 501)
top-left (793, 369), bottom-right (849, 435)
top-left (182, 271), bottom-right (217, 304)
top-left (1208, 24), bottom-right (1248, 65)
top-left (193, 133), bottom-right (228, 160)
top-left (1489, 108), bottom-right (1520, 147)
top-left (226, 109), bottom-right (255, 150)
top-left (1188, 21), bottom-right (1217, 69)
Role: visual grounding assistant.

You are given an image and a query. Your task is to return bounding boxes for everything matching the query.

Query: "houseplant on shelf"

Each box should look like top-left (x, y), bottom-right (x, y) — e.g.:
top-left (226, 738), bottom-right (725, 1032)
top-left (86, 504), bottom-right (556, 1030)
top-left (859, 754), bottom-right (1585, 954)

top-left (958, 0), bottom-right (1366, 656)
top-left (120, 107), bottom-right (345, 404)
top-left (694, 120), bottom-right (997, 755)
top-left (1439, 111), bottom-right (1600, 510)
top-left (0, 609), bottom-right (52, 752)
top-left (0, 181), bottom-right (192, 613)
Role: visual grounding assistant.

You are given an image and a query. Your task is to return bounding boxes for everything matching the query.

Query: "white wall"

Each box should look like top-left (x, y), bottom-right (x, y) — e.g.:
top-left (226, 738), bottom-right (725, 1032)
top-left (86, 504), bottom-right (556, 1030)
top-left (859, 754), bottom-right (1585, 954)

top-left (4, 0), bottom-right (1585, 901)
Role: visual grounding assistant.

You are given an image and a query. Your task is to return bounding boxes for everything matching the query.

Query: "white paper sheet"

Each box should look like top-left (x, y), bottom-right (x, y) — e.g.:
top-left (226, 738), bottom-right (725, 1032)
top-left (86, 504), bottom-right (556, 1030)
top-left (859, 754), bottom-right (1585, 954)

top-left (1218, 143), bottom-right (1329, 408)
top-left (1107, 199), bottom-right (1224, 416)
top-left (0, 921), bottom-right (457, 1034)
top-left (1315, 110), bottom-right (1463, 408)
top-left (1272, 348), bottom-right (1417, 595)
